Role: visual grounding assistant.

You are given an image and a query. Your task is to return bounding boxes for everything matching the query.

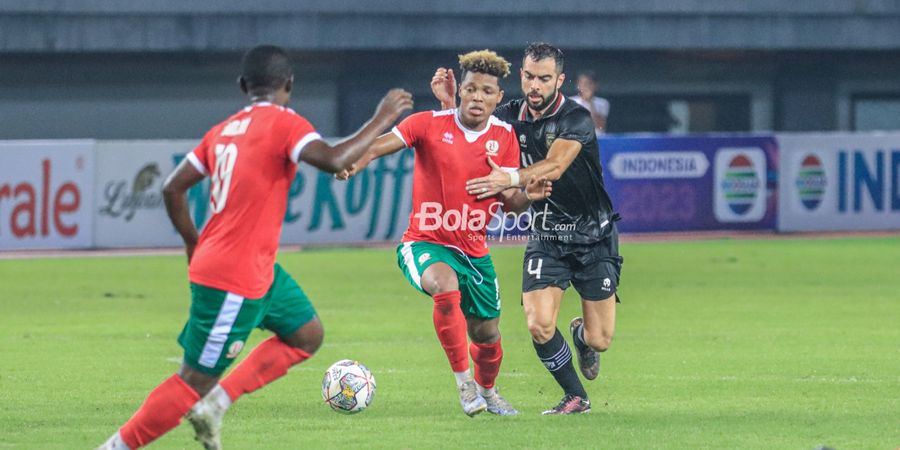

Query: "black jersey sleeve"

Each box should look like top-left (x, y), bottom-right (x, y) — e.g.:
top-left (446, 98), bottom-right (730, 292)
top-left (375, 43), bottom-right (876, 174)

top-left (557, 107), bottom-right (596, 147)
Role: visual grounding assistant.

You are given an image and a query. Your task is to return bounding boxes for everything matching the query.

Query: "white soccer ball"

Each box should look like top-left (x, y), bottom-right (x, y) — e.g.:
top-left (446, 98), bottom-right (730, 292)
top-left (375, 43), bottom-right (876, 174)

top-left (321, 359), bottom-right (376, 414)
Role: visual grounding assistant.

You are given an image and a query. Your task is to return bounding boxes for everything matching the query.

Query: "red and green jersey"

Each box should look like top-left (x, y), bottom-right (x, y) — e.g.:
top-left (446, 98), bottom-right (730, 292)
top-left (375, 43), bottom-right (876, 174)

top-left (186, 102), bottom-right (322, 298)
top-left (393, 109), bottom-right (520, 257)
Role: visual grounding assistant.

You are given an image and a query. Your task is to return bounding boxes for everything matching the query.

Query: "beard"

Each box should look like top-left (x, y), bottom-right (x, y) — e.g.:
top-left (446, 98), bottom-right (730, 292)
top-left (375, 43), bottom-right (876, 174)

top-left (527, 87), bottom-right (558, 112)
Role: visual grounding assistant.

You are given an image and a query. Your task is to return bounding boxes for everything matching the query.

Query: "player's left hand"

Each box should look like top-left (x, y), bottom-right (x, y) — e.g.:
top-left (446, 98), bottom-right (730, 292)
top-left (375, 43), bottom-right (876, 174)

top-left (525, 177), bottom-right (552, 201)
top-left (466, 157), bottom-right (512, 200)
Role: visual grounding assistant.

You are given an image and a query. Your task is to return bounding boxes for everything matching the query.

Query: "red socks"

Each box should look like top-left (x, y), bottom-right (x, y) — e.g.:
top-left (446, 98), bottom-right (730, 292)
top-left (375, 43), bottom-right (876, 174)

top-left (116, 337), bottom-right (310, 448)
top-left (220, 336), bottom-right (311, 402)
top-left (432, 290), bottom-right (469, 373)
top-left (119, 374), bottom-right (200, 449)
top-left (470, 340), bottom-right (503, 389)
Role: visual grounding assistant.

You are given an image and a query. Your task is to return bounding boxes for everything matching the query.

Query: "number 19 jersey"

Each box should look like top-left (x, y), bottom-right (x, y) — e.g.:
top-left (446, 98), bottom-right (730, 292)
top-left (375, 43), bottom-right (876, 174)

top-left (186, 102), bottom-right (322, 299)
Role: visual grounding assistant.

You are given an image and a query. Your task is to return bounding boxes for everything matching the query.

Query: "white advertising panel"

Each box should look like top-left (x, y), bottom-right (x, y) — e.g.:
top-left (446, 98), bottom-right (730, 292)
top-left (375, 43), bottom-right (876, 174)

top-left (0, 140), bottom-right (95, 250)
top-left (278, 149), bottom-right (415, 245)
top-left (94, 141), bottom-right (198, 247)
top-left (92, 141), bottom-right (414, 248)
top-left (777, 133), bottom-right (900, 232)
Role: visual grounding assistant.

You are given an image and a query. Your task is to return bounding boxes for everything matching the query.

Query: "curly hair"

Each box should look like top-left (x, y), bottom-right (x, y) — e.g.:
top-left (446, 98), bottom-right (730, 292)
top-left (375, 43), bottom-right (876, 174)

top-left (458, 49), bottom-right (511, 79)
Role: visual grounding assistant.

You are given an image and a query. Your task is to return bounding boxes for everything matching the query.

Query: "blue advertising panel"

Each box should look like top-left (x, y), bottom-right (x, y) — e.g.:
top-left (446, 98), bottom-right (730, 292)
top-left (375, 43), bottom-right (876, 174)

top-left (598, 135), bottom-right (778, 232)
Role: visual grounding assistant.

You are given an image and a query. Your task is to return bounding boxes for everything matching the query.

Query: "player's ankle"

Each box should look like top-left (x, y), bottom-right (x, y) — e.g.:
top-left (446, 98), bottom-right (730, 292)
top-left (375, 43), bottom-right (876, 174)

top-left (207, 384), bottom-right (233, 411)
top-left (477, 384), bottom-right (496, 397)
top-left (453, 370), bottom-right (472, 387)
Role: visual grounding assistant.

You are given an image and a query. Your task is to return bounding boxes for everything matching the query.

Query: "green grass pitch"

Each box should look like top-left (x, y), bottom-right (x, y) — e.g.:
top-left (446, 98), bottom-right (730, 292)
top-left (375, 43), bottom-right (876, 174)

top-left (1, 236), bottom-right (898, 449)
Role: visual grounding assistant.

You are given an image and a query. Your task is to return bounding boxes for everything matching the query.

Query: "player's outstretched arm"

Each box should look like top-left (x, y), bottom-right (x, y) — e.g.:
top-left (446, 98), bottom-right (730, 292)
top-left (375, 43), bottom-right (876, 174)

top-left (301, 89), bottom-right (413, 174)
top-left (466, 139), bottom-right (581, 200)
top-left (162, 159), bottom-right (206, 262)
top-left (335, 133), bottom-right (407, 180)
top-left (519, 138), bottom-right (582, 183)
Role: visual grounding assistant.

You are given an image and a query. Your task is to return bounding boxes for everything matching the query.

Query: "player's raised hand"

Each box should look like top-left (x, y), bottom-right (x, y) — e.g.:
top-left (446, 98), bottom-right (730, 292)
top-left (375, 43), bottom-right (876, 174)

top-left (431, 68), bottom-right (457, 109)
top-left (466, 157), bottom-right (513, 200)
top-left (525, 177), bottom-right (552, 201)
top-left (375, 89), bottom-right (414, 124)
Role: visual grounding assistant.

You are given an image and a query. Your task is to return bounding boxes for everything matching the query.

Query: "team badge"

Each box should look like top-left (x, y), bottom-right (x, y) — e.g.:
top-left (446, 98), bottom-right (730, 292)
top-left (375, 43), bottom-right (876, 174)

top-left (226, 340), bottom-right (245, 359)
top-left (545, 132), bottom-right (557, 148)
top-left (418, 253), bottom-right (431, 265)
top-left (485, 140), bottom-right (499, 156)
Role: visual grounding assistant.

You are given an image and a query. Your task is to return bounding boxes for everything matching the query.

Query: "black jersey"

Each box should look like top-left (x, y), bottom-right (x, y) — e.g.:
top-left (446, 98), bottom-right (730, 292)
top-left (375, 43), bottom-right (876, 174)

top-left (494, 93), bottom-right (617, 244)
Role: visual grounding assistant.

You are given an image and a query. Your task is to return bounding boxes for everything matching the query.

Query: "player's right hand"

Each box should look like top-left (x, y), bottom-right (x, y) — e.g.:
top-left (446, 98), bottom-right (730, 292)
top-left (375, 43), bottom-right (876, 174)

top-left (376, 89), bottom-right (414, 123)
top-left (431, 68), bottom-right (457, 109)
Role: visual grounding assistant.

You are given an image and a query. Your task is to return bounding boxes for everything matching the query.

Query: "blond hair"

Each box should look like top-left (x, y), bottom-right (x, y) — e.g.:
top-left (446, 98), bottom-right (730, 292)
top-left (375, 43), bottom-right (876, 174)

top-left (458, 49), bottom-right (511, 79)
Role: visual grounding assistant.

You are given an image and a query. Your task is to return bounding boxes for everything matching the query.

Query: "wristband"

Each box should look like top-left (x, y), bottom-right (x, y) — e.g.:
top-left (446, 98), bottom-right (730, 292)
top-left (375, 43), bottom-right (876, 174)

top-left (508, 170), bottom-right (520, 187)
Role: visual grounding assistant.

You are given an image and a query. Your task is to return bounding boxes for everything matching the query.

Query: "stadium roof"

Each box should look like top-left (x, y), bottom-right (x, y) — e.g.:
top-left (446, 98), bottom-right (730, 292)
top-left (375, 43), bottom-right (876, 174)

top-left (3, 0), bottom-right (900, 51)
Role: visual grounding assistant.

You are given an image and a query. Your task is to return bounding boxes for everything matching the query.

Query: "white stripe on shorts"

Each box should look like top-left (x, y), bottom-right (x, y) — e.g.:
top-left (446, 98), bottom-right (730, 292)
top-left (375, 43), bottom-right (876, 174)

top-left (400, 242), bottom-right (422, 289)
top-left (198, 292), bottom-right (244, 368)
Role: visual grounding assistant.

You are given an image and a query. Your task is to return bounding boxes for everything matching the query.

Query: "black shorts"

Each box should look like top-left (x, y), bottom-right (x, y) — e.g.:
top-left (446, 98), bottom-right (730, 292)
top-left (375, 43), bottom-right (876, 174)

top-left (522, 226), bottom-right (623, 301)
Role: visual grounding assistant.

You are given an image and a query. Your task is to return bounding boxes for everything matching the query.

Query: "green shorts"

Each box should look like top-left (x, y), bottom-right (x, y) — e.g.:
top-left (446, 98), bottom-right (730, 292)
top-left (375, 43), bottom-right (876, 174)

top-left (178, 263), bottom-right (317, 376)
top-left (396, 241), bottom-right (501, 320)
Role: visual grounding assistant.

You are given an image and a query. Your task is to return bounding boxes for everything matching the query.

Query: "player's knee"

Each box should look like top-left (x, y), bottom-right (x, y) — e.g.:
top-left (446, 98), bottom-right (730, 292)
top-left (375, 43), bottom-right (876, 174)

top-left (300, 329), bottom-right (324, 355)
top-left (584, 329), bottom-right (613, 352)
top-left (177, 366), bottom-right (218, 397)
top-left (470, 327), bottom-right (500, 344)
top-left (425, 275), bottom-right (459, 295)
top-left (526, 320), bottom-right (555, 344)
top-left (284, 318), bottom-right (324, 355)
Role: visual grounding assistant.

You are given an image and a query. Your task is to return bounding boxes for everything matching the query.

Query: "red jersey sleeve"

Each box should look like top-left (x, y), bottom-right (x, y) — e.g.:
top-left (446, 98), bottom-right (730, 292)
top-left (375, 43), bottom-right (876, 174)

top-left (186, 127), bottom-right (216, 176)
top-left (391, 111), bottom-right (432, 149)
top-left (499, 128), bottom-right (522, 171)
top-left (285, 113), bottom-right (322, 164)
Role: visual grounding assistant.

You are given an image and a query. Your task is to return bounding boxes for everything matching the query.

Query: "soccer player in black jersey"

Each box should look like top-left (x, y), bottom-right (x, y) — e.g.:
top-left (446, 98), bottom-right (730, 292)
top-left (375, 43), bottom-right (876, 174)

top-left (432, 43), bottom-right (622, 415)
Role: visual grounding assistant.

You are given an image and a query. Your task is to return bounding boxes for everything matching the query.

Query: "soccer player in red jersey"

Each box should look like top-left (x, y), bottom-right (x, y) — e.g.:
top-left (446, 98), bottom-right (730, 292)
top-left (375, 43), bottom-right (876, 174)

top-left (343, 50), bottom-right (551, 417)
top-left (97, 45), bottom-right (412, 450)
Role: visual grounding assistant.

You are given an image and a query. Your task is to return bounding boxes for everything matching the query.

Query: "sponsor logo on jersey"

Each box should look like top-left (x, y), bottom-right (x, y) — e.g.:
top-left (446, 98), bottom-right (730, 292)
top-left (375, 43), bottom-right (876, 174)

top-left (485, 140), bottom-right (499, 156)
top-left (442, 132), bottom-right (454, 145)
top-left (545, 133), bottom-right (556, 148)
top-left (796, 154), bottom-right (826, 211)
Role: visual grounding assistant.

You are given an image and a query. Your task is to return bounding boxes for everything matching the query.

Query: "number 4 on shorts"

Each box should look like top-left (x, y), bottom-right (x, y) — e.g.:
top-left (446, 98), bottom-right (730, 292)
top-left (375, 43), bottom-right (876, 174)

top-left (527, 258), bottom-right (543, 279)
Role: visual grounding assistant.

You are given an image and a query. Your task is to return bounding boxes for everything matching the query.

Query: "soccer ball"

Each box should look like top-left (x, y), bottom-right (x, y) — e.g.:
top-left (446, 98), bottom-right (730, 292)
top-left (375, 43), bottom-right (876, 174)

top-left (321, 359), bottom-right (376, 414)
